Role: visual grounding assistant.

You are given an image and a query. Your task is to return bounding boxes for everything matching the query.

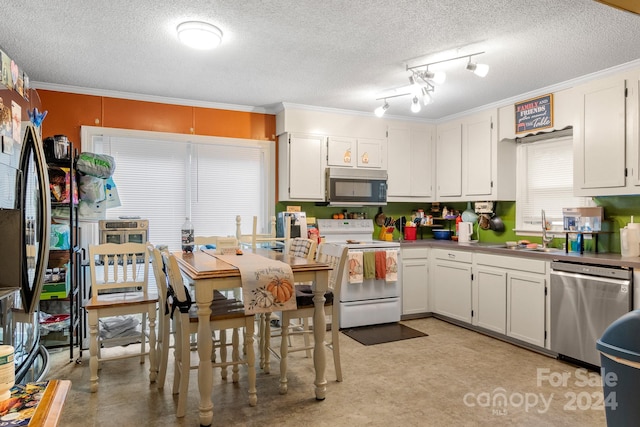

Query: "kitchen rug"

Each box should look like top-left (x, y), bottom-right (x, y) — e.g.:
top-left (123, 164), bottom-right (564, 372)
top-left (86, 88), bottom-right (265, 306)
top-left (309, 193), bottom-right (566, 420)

top-left (341, 323), bottom-right (427, 346)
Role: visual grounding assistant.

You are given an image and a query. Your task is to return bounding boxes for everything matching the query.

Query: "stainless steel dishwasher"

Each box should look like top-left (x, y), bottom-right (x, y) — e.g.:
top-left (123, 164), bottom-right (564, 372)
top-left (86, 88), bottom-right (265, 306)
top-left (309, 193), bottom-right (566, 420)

top-left (550, 261), bottom-right (633, 368)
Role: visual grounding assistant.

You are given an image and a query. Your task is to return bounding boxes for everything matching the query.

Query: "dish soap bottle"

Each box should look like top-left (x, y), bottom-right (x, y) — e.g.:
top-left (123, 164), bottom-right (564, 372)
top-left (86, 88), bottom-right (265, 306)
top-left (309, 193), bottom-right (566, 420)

top-left (181, 217), bottom-right (194, 252)
top-left (456, 214), bottom-right (462, 235)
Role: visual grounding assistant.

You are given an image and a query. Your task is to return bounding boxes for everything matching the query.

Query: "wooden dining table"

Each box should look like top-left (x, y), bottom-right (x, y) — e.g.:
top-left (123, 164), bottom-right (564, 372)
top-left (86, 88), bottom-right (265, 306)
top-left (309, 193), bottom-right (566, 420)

top-left (174, 247), bottom-right (332, 427)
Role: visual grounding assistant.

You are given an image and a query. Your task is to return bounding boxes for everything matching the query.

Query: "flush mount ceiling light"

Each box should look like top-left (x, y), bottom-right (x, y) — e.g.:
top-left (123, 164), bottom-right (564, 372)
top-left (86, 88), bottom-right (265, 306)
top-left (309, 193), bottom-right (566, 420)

top-left (177, 21), bottom-right (223, 50)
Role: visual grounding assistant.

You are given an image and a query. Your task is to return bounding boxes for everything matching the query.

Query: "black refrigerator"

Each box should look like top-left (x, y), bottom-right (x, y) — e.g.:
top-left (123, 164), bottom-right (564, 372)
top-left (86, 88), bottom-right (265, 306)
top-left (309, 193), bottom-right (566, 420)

top-left (0, 54), bottom-right (51, 383)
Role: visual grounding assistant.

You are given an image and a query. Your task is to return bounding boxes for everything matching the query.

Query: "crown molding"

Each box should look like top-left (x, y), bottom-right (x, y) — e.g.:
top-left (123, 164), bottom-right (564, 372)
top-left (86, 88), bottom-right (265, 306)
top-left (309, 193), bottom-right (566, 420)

top-left (278, 102), bottom-right (438, 124)
top-left (31, 82), bottom-right (273, 114)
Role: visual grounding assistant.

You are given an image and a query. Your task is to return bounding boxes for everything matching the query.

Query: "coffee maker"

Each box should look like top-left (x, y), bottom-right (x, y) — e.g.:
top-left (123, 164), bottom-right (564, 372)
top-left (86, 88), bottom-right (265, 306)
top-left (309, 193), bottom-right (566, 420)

top-left (276, 211), bottom-right (307, 238)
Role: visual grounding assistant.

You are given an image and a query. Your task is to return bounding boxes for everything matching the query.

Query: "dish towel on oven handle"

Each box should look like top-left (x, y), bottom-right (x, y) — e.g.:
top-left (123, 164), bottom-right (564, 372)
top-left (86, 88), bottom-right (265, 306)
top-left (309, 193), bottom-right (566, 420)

top-left (214, 253), bottom-right (297, 315)
top-left (363, 251), bottom-right (375, 280)
top-left (385, 250), bottom-right (398, 282)
top-left (348, 251), bottom-right (363, 284)
top-left (375, 251), bottom-right (386, 280)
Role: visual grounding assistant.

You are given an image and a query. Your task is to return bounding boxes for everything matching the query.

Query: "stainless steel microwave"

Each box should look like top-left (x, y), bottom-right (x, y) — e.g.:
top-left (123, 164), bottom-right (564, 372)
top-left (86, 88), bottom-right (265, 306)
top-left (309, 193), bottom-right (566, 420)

top-left (325, 167), bottom-right (387, 206)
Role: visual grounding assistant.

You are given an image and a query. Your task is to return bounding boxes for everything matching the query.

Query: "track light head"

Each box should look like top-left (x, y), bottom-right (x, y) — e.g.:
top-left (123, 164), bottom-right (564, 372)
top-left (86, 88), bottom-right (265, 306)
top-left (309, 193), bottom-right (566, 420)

top-left (421, 87), bottom-right (433, 105)
top-left (374, 101), bottom-right (389, 117)
top-left (423, 69), bottom-right (446, 84)
top-left (410, 96), bottom-right (421, 113)
top-left (466, 60), bottom-right (489, 77)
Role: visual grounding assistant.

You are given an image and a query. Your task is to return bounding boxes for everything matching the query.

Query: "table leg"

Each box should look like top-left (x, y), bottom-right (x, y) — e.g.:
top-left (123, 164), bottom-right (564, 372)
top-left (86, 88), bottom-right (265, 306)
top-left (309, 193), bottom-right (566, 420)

top-left (148, 305), bottom-right (157, 382)
top-left (313, 270), bottom-right (328, 400)
top-left (197, 299), bottom-right (214, 426)
top-left (88, 310), bottom-right (99, 393)
top-left (263, 313), bottom-right (271, 374)
top-left (279, 311), bottom-right (289, 394)
top-left (245, 318), bottom-right (257, 406)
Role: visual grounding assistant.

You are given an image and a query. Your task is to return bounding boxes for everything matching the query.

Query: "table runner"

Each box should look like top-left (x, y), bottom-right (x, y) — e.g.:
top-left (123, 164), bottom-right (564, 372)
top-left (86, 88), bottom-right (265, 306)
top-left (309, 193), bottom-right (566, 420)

top-left (213, 253), bottom-right (297, 315)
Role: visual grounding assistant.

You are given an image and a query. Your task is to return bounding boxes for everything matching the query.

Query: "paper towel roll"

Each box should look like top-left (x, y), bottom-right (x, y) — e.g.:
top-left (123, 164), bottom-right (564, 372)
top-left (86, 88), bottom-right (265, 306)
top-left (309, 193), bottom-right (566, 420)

top-left (0, 345), bottom-right (15, 401)
top-left (621, 227), bottom-right (640, 257)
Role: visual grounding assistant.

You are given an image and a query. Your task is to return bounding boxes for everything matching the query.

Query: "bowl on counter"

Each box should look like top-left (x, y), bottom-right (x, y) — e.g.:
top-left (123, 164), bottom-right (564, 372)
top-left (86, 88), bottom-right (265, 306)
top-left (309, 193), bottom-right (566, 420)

top-left (433, 230), bottom-right (452, 240)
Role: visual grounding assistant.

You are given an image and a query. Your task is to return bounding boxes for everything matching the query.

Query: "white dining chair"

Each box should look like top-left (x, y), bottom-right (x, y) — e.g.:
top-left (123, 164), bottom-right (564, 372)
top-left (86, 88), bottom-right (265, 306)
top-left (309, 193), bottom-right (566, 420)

top-left (85, 242), bottom-right (158, 392)
top-left (268, 243), bottom-right (347, 382)
top-left (259, 237), bottom-right (317, 372)
top-left (236, 215), bottom-right (290, 249)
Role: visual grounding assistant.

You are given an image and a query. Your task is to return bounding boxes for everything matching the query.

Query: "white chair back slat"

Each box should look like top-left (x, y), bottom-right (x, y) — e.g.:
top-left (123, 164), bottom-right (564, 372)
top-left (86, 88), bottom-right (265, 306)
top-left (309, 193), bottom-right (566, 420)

top-left (89, 242), bottom-right (150, 299)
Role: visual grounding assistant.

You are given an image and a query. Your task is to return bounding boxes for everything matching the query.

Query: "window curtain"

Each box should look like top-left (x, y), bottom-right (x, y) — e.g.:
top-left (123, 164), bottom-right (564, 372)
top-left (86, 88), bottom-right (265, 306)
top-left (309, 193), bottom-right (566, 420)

top-left (516, 134), bottom-right (591, 232)
top-left (90, 131), bottom-right (271, 251)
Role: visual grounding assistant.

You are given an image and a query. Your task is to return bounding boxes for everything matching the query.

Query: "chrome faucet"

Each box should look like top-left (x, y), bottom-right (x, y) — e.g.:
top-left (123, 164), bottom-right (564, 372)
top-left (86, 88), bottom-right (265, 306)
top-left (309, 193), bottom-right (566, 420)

top-left (541, 209), bottom-right (553, 249)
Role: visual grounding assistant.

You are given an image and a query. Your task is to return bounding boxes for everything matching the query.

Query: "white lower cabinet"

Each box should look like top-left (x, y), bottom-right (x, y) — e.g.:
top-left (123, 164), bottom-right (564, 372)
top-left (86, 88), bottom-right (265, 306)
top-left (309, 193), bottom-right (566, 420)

top-left (473, 267), bottom-right (507, 334)
top-left (401, 248), bottom-right (429, 315)
top-left (473, 253), bottom-right (547, 348)
top-left (506, 272), bottom-right (546, 347)
top-left (431, 250), bottom-right (472, 323)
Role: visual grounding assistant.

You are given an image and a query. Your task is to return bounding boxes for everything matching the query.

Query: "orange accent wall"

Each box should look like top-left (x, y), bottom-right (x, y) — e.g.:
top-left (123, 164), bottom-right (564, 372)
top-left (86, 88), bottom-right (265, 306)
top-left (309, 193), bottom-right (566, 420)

top-left (38, 91), bottom-right (102, 144)
top-left (38, 90), bottom-right (276, 146)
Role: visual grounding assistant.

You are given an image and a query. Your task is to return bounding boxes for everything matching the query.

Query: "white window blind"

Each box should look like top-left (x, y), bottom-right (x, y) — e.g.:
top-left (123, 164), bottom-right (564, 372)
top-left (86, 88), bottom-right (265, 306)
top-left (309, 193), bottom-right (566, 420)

top-left (87, 129), bottom-right (272, 251)
top-left (516, 135), bottom-right (591, 232)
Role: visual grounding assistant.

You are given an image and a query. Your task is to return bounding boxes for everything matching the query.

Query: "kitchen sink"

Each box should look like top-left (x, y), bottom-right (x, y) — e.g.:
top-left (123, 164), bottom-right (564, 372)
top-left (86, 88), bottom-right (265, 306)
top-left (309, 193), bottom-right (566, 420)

top-left (488, 244), bottom-right (564, 253)
top-left (525, 247), bottom-right (564, 253)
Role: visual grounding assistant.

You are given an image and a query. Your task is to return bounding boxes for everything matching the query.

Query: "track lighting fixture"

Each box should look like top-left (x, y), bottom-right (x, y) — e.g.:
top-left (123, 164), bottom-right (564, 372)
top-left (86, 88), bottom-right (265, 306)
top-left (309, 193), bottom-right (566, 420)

top-left (373, 51), bottom-right (489, 117)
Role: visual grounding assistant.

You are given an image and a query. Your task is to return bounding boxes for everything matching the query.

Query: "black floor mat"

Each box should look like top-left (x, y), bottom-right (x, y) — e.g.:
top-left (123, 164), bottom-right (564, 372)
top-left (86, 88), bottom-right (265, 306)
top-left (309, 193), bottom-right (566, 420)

top-left (341, 323), bottom-right (428, 346)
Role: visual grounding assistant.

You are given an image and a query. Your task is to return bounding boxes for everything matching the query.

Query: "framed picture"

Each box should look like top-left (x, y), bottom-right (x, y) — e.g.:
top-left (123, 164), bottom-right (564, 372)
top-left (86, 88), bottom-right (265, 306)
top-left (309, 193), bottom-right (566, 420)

top-left (515, 94), bottom-right (553, 134)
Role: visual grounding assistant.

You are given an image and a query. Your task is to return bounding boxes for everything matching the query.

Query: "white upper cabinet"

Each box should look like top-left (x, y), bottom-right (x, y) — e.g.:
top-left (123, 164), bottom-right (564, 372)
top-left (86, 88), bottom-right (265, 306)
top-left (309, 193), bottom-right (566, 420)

top-left (573, 74), bottom-right (627, 195)
top-left (436, 120), bottom-right (463, 198)
top-left (356, 138), bottom-right (384, 168)
top-left (327, 136), bottom-right (356, 167)
top-left (436, 109), bottom-right (515, 202)
top-left (387, 126), bottom-right (435, 200)
top-left (464, 112), bottom-right (494, 197)
top-left (278, 133), bottom-right (326, 201)
top-left (327, 136), bottom-right (384, 168)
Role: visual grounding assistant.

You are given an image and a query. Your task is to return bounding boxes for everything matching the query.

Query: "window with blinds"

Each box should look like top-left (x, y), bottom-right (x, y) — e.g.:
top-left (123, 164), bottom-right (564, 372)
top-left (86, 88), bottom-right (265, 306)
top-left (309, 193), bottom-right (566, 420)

top-left (515, 135), bottom-right (591, 232)
top-left (85, 128), bottom-right (273, 251)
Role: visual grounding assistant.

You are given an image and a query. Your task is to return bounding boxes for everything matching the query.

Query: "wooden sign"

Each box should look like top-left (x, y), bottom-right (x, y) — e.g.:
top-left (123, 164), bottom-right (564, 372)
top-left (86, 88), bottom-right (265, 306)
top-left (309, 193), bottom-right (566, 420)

top-left (515, 94), bottom-right (553, 134)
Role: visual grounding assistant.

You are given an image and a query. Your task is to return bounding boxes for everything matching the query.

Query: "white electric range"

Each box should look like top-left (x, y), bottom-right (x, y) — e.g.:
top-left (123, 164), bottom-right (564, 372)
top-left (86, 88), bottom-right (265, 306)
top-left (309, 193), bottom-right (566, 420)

top-left (316, 219), bottom-right (401, 328)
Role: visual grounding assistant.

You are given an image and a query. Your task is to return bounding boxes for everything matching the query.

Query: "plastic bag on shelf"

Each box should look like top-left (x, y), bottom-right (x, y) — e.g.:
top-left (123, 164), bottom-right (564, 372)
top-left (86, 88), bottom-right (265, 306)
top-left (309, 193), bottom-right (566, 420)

top-left (78, 173), bottom-right (106, 202)
top-left (76, 152), bottom-right (116, 178)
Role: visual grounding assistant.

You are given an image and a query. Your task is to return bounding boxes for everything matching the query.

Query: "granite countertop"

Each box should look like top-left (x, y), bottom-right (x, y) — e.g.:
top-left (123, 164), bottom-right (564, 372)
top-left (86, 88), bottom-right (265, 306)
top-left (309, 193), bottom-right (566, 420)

top-left (398, 239), bottom-right (640, 269)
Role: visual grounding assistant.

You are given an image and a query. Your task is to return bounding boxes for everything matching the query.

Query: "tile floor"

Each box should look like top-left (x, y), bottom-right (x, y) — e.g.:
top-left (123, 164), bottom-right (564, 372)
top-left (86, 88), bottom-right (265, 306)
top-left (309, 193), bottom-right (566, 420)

top-left (47, 318), bottom-right (607, 426)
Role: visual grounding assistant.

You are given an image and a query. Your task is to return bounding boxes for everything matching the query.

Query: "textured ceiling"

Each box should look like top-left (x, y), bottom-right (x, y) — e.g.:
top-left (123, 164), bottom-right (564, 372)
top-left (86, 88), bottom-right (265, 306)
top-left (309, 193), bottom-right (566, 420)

top-left (1, 0), bottom-right (640, 121)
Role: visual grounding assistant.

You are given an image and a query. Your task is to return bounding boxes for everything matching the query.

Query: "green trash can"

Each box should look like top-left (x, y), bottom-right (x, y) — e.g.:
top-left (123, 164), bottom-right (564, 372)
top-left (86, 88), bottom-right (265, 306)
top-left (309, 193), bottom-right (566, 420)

top-left (596, 310), bottom-right (640, 426)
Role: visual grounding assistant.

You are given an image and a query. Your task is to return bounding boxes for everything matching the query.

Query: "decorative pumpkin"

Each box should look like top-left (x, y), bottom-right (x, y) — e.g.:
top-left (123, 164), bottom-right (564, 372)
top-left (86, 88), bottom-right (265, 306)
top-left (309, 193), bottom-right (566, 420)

top-left (266, 277), bottom-right (294, 303)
